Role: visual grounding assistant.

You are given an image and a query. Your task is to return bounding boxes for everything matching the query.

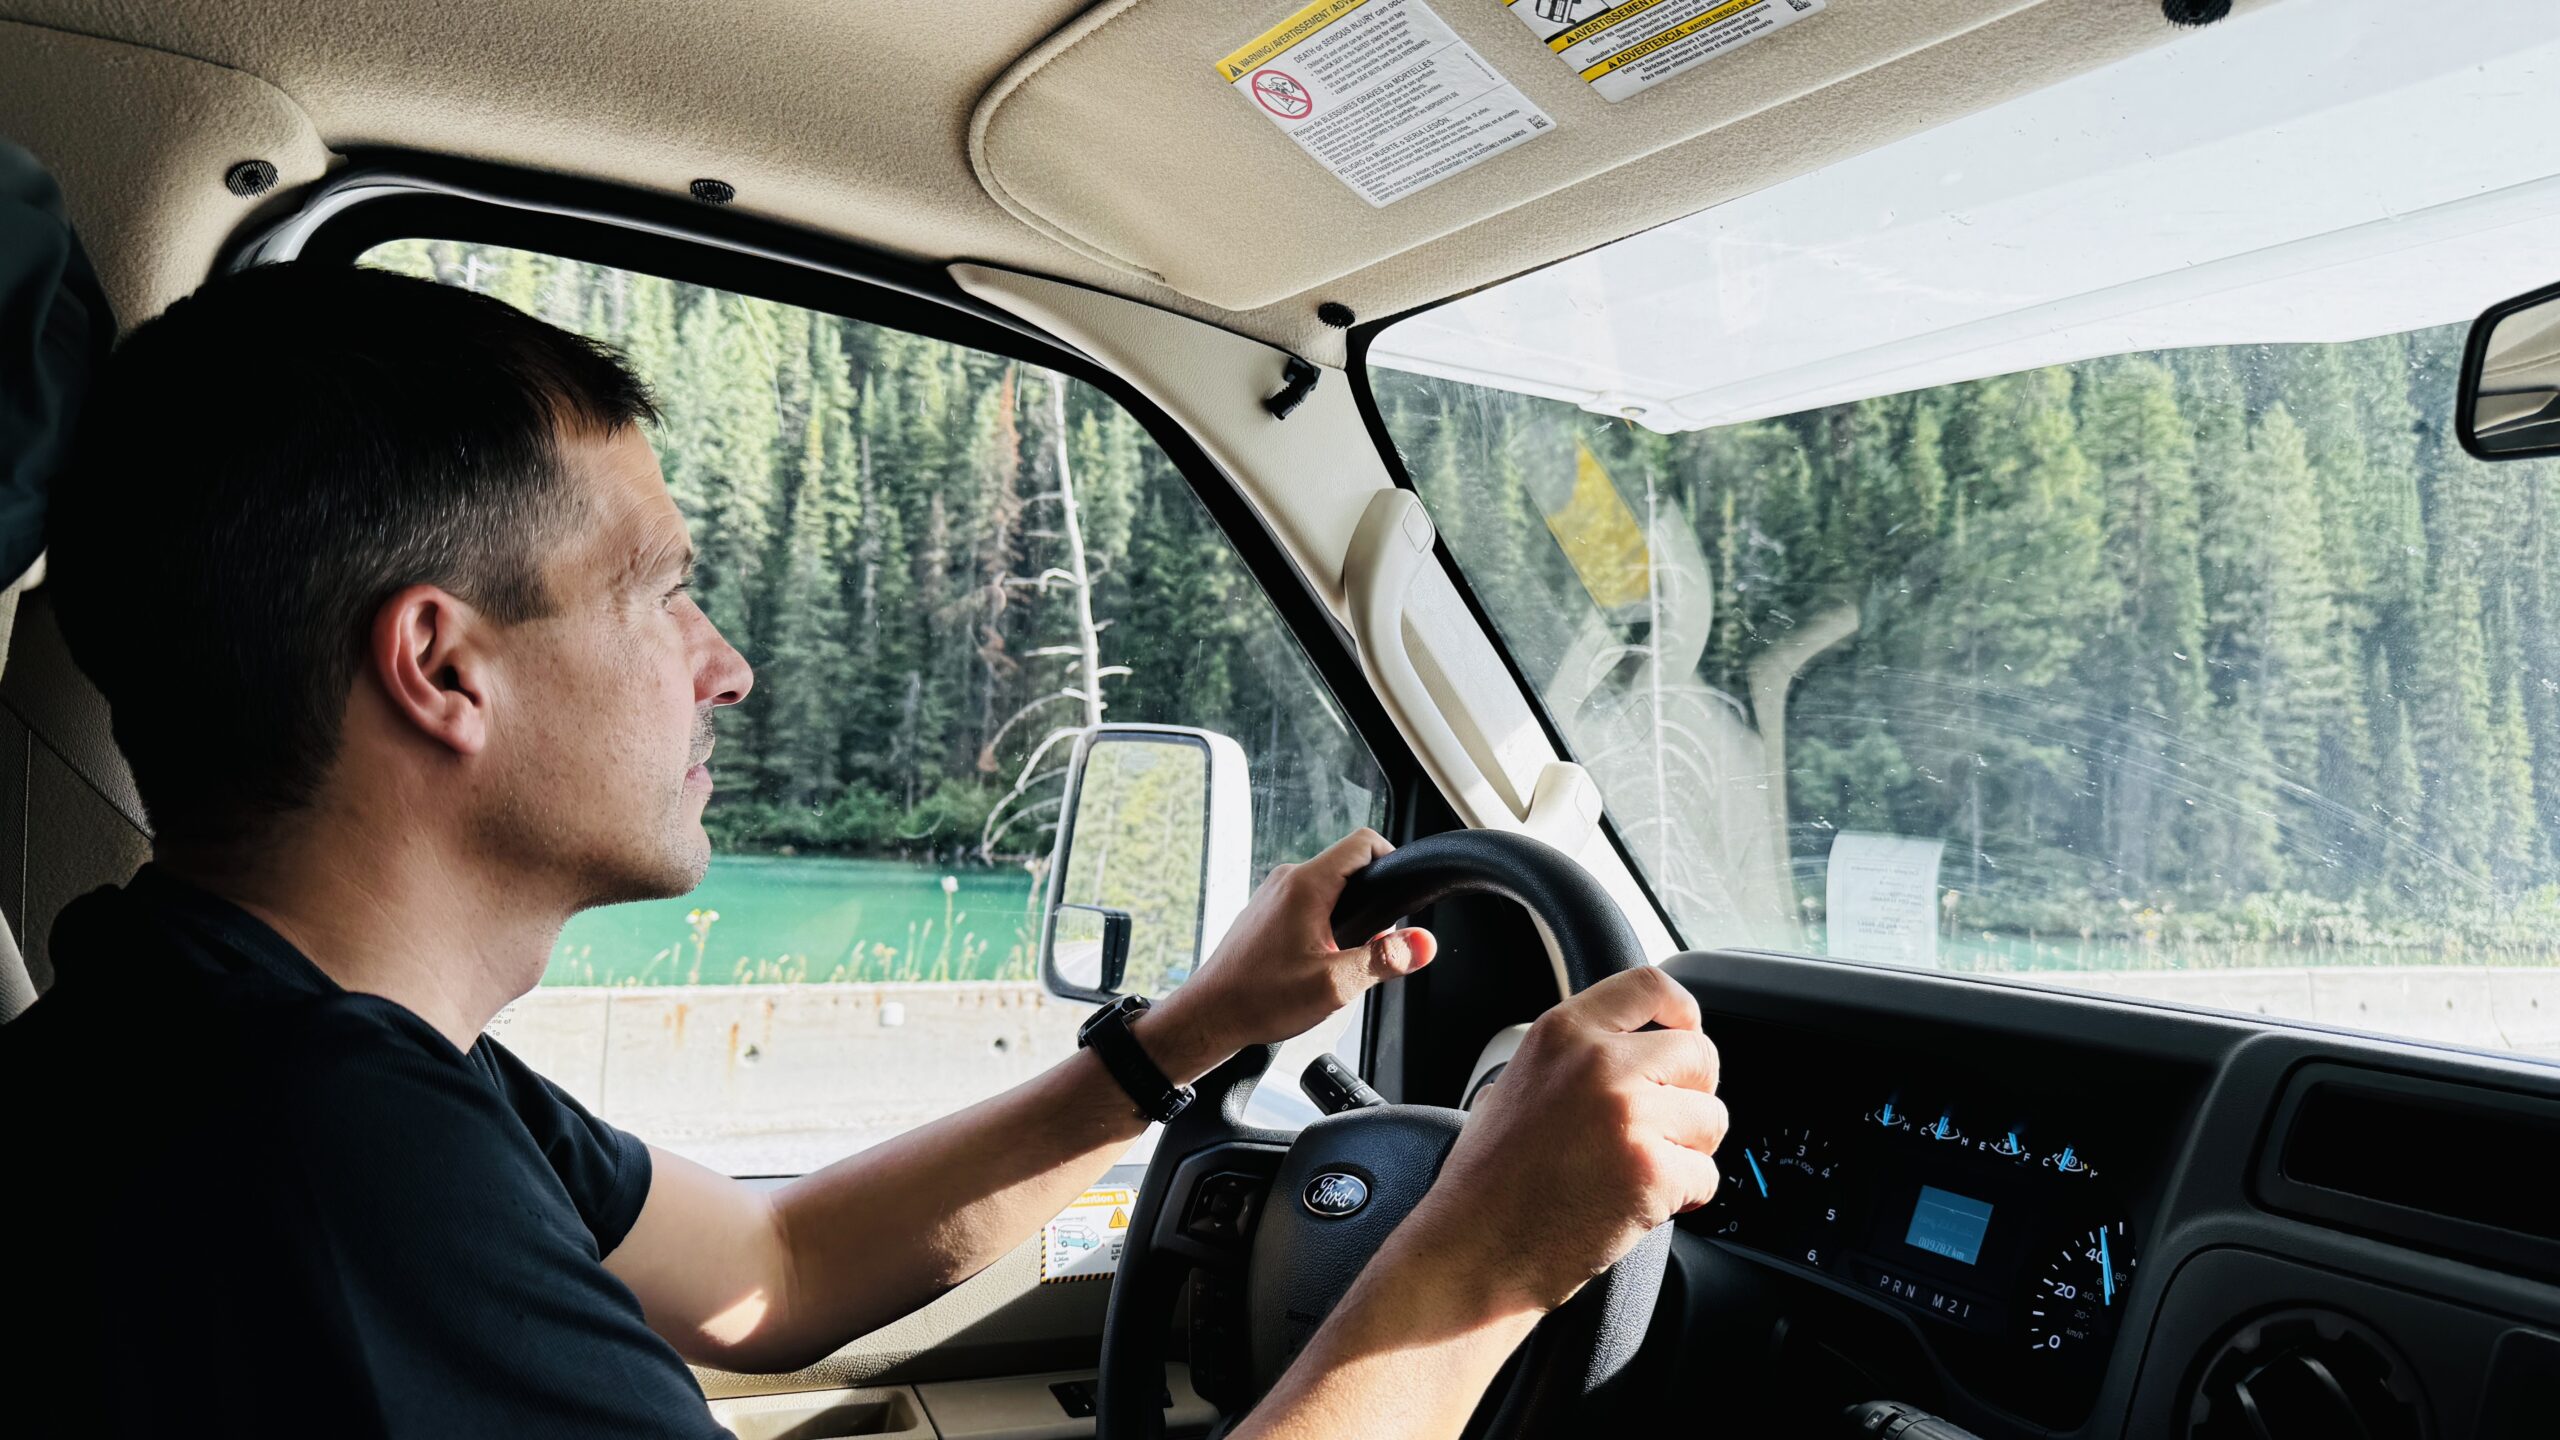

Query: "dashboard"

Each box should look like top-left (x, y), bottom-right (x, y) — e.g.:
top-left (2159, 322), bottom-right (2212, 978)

top-left (1683, 1014), bottom-right (2173, 1429)
top-left (1610, 951), bottom-right (2560, 1440)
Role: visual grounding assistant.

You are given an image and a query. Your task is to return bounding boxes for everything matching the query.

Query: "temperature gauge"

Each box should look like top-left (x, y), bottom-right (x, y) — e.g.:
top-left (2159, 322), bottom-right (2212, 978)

top-left (2025, 1219), bottom-right (2136, 1359)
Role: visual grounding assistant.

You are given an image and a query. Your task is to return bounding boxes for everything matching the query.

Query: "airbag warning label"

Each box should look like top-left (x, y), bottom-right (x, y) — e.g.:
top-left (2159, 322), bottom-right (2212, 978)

top-left (1040, 1185), bottom-right (1135, 1283)
top-left (1504, 0), bottom-right (1825, 104)
top-left (1217, 0), bottom-right (1555, 208)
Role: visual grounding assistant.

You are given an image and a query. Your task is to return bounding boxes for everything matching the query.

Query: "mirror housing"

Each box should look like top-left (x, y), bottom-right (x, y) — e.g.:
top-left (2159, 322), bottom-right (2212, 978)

top-left (1038, 724), bottom-right (1254, 1004)
top-left (2459, 278), bottom-right (2560, 461)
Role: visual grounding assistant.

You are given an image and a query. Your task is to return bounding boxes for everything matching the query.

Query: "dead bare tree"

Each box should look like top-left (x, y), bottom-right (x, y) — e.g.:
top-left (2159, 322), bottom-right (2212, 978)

top-left (978, 369), bottom-right (1128, 864)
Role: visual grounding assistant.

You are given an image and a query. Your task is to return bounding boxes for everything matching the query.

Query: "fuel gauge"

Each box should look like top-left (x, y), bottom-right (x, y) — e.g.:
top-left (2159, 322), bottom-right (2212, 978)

top-left (1982, 1125), bottom-right (2034, 1166)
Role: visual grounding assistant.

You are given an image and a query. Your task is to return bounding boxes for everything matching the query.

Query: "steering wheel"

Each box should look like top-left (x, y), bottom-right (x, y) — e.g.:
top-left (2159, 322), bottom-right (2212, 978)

top-left (1093, 829), bottom-right (1669, 1439)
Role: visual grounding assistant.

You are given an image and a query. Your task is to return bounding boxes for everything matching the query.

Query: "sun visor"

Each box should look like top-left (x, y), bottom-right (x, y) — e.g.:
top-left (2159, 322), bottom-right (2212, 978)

top-left (971, 0), bottom-right (2193, 313)
top-left (1375, 0), bottom-right (2560, 431)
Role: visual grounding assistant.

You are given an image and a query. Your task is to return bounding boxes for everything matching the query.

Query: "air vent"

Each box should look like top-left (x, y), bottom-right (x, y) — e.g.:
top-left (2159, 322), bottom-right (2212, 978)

top-left (2187, 1309), bottom-right (2424, 1440)
top-left (2255, 1064), bottom-right (2560, 1280)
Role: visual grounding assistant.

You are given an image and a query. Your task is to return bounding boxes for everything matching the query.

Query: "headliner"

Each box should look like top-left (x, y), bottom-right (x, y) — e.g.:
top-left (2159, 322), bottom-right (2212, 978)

top-left (0, 0), bottom-right (2261, 359)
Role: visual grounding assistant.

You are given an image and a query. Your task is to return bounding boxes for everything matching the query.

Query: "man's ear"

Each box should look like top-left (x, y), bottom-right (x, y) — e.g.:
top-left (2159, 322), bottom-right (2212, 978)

top-left (368, 584), bottom-right (493, 757)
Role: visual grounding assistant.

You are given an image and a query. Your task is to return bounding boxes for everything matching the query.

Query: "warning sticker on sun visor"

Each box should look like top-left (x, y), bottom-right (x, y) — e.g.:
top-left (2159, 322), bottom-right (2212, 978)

top-left (1040, 1185), bottom-right (1136, 1283)
top-left (1216, 0), bottom-right (1554, 208)
top-left (1503, 0), bottom-right (1825, 104)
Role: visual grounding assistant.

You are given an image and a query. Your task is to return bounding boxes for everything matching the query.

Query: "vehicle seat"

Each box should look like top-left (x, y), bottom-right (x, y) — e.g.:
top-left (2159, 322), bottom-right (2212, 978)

top-left (0, 139), bottom-right (135, 1021)
top-left (0, 582), bottom-right (149, 1016)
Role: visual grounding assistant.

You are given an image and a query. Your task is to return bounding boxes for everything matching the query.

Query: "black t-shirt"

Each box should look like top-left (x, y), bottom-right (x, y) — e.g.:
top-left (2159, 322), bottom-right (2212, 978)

top-left (0, 867), bottom-right (729, 1436)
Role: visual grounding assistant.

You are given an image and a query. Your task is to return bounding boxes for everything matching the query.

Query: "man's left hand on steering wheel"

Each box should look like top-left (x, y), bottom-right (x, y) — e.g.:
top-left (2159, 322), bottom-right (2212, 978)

top-left (1132, 827), bottom-right (1438, 1085)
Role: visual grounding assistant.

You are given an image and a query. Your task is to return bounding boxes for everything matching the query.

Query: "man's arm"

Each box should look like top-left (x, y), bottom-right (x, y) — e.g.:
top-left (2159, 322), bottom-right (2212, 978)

top-left (1236, 965), bottom-right (1727, 1440)
top-left (1228, 1226), bottom-right (1544, 1439)
top-left (604, 829), bottom-right (1435, 1373)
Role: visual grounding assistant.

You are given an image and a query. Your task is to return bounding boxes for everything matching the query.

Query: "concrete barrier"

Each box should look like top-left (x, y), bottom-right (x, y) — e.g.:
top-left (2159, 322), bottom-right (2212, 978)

top-left (491, 981), bottom-right (1354, 1176)
top-left (2030, 966), bottom-right (2560, 1057)
top-left (489, 982), bottom-right (1088, 1176)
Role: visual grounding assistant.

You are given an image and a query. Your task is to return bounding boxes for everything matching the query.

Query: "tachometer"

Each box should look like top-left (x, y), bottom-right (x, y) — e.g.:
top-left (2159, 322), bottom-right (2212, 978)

top-left (1708, 1126), bottom-right (1849, 1262)
top-left (2025, 1219), bottom-right (2136, 1358)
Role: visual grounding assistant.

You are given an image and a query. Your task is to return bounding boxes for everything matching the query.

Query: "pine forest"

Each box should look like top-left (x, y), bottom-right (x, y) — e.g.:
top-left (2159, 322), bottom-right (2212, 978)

top-left (376, 238), bottom-right (2560, 972)
top-left (1381, 331), bottom-right (2560, 965)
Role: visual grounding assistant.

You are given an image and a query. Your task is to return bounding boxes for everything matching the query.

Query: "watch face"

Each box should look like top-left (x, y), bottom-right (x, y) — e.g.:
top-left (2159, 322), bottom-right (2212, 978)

top-left (1082, 993), bottom-right (1149, 1043)
top-left (1081, 994), bottom-right (1183, 1121)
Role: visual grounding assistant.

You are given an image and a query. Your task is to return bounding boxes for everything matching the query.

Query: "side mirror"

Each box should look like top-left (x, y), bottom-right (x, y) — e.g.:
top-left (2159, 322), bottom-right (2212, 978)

top-left (1038, 724), bottom-right (1253, 1004)
top-left (2459, 278), bottom-right (2560, 461)
top-left (1048, 903), bottom-right (1132, 995)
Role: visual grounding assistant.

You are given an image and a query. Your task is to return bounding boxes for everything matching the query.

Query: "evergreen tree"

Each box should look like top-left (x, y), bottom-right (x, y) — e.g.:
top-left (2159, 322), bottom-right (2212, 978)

top-left (2516, 466), bottom-right (2560, 865)
top-left (2078, 355), bottom-right (2206, 886)
top-left (2231, 407), bottom-right (2347, 789)
top-left (2412, 566), bottom-right (2497, 886)
top-left (2486, 638), bottom-right (2540, 890)
top-left (1930, 367), bottom-right (2107, 884)
top-left (2365, 649), bottom-right (2426, 898)
top-left (759, 317), bottom-right (861, 811)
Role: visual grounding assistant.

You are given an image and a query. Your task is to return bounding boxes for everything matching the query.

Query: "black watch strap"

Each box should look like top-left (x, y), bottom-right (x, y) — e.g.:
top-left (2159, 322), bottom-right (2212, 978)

top-left (1079, 995), bottom-right (1195, 1124)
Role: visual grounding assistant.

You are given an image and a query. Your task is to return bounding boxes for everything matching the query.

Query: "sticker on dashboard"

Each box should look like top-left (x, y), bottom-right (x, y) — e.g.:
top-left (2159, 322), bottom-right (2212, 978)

top-left (1040, 1185), bottom-right (1137, 1283)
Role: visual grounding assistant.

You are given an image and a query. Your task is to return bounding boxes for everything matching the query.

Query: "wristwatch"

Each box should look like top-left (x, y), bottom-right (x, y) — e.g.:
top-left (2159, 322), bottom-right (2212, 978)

top-left (1079, 994), bottom-right (1195, 1124)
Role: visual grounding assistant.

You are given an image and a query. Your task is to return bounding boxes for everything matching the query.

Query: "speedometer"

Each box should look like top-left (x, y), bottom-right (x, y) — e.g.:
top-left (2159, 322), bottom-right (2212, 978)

top-left (2025, 1219), bottom-right (2136, 1358)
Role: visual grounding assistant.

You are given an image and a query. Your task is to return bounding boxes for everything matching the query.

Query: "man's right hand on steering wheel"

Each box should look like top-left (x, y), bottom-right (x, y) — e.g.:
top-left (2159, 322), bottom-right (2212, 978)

top-left (1411, 968), bottom-right (1728, 1313)
top-left (1234, 966), bottom-right (1729, 1439)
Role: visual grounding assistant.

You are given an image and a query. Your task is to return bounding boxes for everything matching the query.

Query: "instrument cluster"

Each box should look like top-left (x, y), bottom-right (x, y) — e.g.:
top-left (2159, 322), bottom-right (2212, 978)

top-left (1689, 1033), bottom-right (2151, 1423)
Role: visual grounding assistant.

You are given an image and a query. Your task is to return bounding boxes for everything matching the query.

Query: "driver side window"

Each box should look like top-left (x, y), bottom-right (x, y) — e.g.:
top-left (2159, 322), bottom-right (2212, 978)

top-left (366, 240), bottom-right (1385, 1175)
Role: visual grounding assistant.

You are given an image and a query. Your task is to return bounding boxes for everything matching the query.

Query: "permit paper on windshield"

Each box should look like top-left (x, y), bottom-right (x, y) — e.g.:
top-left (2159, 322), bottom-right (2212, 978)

top-left (1217, 0), bottom-right (1555, 208)
top-left (1040, 1184), bottom-right (1136, 1284)
top-left (1504, 0), bottom-right (1825, 104)
top-left (1825, 831), bottom-right (1943, 968)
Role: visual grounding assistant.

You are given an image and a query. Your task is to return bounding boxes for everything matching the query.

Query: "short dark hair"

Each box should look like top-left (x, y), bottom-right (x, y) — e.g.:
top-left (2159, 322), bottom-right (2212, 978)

top-left (47, 261), bottom-right (658, 846)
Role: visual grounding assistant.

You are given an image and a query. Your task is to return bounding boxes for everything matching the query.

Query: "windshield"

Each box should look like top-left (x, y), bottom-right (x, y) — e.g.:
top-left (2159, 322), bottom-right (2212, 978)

top-left (1370, 0), bottom-right (2560, 1059)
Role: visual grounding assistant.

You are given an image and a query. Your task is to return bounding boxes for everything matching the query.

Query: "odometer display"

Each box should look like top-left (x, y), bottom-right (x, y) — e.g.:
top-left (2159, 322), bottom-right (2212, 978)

top-left (2025, 1219), bottom-right (2135, 1358)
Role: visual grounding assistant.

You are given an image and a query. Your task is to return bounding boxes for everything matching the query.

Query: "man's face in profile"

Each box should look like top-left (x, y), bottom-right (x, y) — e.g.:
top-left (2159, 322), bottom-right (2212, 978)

top-left (476, 425), bottom-right (753, 908)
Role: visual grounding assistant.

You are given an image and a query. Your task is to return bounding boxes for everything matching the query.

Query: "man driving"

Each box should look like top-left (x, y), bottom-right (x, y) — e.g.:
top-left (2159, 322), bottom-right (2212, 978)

top-left (1, 262), bottom-right (1728, 1438)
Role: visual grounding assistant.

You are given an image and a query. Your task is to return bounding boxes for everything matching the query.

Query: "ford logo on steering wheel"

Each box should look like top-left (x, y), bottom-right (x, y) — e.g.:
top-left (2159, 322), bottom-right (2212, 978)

top-left (1302, 1171), bottom-right (1370, 1217)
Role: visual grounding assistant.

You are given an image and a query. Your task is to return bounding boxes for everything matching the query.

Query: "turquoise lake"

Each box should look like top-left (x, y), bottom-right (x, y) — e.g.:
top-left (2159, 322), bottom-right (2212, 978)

top-left (546, 854), bottom-right (1042, 986)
